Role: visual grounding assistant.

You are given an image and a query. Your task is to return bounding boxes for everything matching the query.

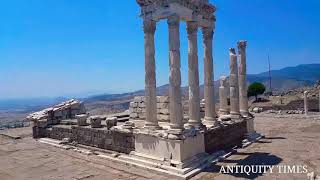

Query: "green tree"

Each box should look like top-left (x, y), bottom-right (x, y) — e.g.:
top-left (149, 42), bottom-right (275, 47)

top-left (248, 82), bottom-right (266, 101)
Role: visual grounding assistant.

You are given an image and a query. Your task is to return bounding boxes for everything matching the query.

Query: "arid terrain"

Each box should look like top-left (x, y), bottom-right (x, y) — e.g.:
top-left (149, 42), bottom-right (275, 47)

top-left (0, 113), bottom-right (319, 180)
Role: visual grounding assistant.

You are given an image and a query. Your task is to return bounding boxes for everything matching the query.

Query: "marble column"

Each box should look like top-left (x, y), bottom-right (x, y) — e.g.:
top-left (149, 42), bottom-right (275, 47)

top-left (304, 91), bottom-right (309, 115)
top-left (168, 16), bottom-right (184, 136)
top-left (202, 25), bottom-right (218, 127)
top-left (238, 41), bottom-right (249, 117)
top-left (229, 48), bottom-right (241, 119)
top-left (187, 21), bottom-right (201, 129)
top-left (143, 20), bottom-right (159, 129)
top-left (219, 76), bottom-right (228, 115)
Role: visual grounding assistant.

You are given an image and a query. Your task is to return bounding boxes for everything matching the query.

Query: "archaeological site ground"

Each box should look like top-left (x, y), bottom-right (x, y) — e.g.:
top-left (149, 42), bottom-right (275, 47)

top-left (0, 0), bottom-right (320, 180)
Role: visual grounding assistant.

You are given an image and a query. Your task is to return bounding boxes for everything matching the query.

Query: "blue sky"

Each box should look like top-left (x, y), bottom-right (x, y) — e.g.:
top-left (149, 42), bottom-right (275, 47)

top-left (0, 0), bottom-right (319, 99)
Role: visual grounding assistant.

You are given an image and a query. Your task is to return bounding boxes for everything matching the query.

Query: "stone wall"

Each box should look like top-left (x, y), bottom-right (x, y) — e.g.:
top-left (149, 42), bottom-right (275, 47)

top-left (204, 120), bottom-right (247, 154)
top-left (129, 96), bottom-right (170, 122)
top-left (45, 126), bottom-right (134, 154)
top-left (129, 96), bottom-right (207, 121)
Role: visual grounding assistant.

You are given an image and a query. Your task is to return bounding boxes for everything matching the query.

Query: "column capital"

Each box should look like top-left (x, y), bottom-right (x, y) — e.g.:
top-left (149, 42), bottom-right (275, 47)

top-left (143, 20), bottom-right (156, 34)
top-left (202, 25), bottom-right (214, 40)
top-left (187, 21), bottom-right (198, 35)
top-left (237, 40), bottom-right (247, 51)
top-left (229, 48), bottom-right (236, 55)
top-left (168, 16), bottom-right (180, 28)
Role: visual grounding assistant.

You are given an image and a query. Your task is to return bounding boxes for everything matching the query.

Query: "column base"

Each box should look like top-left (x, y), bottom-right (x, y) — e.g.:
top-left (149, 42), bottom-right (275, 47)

top-left (167, 127), bottom-right (184, 140)
top-left (186, 120), bottom-right (205, 130)
top-left (230, 112), bottom-right (241, 119)
top-left (240, 110), bottom-right (249, 117)
top-left (218, 114), bottom-right (231, 121)
top-left (203, 117), bottom-right (219, 128)
top-left (144, 122), bottom-right (161, 130)
top-left (219, 109), bottom-right (229, 116)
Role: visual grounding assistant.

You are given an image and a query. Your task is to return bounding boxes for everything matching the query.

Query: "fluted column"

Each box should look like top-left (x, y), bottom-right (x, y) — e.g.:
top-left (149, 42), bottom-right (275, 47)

top-left (219, 76), bottom-right (228, 115)
top-left (202, 25), bottom-right (218, 127)
top-left (186, 21), bottom-right (202, 129)
top-left (143, 20), bottom-right (159, 129)
top-left (229, 48), bottom-right (241, 119)
top-left (168, 16), bottom-right (184, 136)
top-left (238, 41), bottom-right (249, 117)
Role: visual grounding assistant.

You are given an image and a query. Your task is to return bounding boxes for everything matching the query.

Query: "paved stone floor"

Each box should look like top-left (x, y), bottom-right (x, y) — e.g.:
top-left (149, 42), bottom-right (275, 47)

top-left (0, 113), bottom-right (319, 180)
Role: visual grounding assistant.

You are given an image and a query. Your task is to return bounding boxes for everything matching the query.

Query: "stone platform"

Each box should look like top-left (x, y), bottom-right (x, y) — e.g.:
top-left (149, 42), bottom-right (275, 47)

top-left (32, 118), bottom-right (250, 178)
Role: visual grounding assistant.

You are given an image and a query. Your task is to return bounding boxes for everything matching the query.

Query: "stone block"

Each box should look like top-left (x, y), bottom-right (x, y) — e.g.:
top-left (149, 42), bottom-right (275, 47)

top-left (76, 114), bottom-right (88, 126)
top-left (138, 113), bottom-right (146, 119)
top-left (130, 102), bottom-right (138, 108)
top-left (157, 103), bottom-right (169, 109)
top-left (200, 103), bottom-right (205, 108)
top-left (157, 114), bottom-right (170, 121)
top-left (54, 110), bottom-right (63, 117)
top-left (157, 96), bottom-right (169, 103)
top-left (136, 108), bottom-right (143, 113)
top-left (158, 108), bottom-right (169, 115)
top-left (90, 116), bottom-right (104, 128)
top-left (138, 102), bottom-right (146, 108)
top-left (135, 133), bottom-right (205, 164)
top-left (129, 107), bottom-right (134, 114)
top-left (106, 117), bottom-right (118, 130)
top-left (134, 96), bottom-right (145, 103)
top-left (71, 109), bottom-right (80, 116)
top-left (130, 113), bottom-right (138, 118)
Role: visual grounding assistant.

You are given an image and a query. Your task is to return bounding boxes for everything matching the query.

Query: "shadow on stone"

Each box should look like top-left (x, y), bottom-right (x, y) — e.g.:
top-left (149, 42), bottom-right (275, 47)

top-left (255, 140), bottom-right (272, 144)
top-left (263, 136), bottom-right (286, 140)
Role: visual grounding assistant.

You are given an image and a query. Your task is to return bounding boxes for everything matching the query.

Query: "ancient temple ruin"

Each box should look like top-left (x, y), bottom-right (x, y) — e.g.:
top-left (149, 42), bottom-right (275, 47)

top-left (29, 0), bottom-right (260, 178)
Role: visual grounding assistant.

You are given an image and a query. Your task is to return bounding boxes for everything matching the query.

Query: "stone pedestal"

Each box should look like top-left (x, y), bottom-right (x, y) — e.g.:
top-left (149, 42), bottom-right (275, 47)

top-left (134, 131), bottom-right (205, 168)
top-left (76, 114), bottom-right (88, 126)
top-left (90, 116), bottom-right (104, 128)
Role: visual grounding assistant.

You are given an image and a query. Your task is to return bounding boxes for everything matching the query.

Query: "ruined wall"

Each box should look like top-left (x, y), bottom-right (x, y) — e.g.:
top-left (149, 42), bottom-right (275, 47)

top-left (45, 126), bottom-right (135, 154)
top-left (204, 120), bottom-right (247, 154)
top-left (27, 99), bottom-right (86, 126)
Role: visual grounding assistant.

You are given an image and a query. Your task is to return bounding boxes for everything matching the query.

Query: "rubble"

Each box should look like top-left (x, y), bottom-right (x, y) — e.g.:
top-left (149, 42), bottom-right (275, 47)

top-left (89, 116), bottom-right (105, 128)
top-left (76, 114), bottom-right (88, 126)
top-left (26, 99), bottom-right (86, 125)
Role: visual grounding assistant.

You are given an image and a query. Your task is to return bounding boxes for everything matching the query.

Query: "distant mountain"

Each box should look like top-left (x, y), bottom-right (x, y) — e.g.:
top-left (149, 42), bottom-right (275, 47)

top-left (83, 63), bottom-right (320, 115)
top-left (248, 64), bottom-right (320, 92)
